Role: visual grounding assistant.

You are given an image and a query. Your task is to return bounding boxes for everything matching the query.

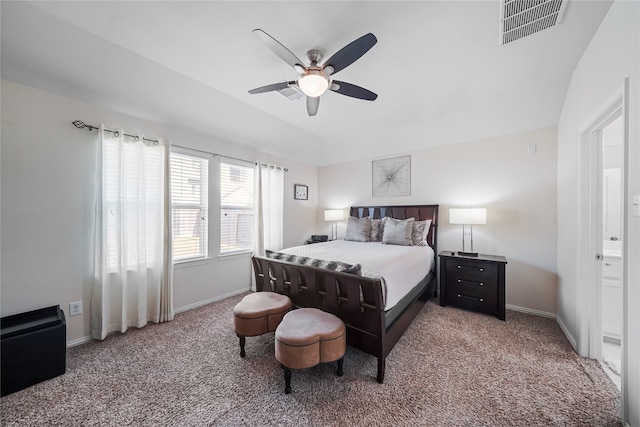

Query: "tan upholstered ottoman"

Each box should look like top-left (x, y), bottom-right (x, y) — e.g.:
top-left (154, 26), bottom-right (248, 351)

top-left (233, 292), bottom-right (292, 357)
top-left (275, 308), bottom-right (346, 394)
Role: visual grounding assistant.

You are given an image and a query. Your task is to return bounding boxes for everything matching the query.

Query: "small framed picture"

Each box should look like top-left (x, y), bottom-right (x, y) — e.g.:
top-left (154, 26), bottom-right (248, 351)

top-left (294, 184), bottom-right (308, 200)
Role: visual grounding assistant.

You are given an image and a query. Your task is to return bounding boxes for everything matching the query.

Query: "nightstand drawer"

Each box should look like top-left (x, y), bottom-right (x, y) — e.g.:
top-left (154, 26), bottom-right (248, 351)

top-left (445, 261), bottom-right (498, 284)
top-left (448, 292), bottom-right (497, 314)
top-left (446, 276), bottom-right (496, 299)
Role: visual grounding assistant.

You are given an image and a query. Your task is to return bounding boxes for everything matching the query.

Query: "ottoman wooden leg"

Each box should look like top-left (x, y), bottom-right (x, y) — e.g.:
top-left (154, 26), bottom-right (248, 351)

top-left (237, 334), bottom-right (246, 358)
top-left (337, 357), bottom-right (344, 377)
top-left (281, 364), bottom-right (292, 394)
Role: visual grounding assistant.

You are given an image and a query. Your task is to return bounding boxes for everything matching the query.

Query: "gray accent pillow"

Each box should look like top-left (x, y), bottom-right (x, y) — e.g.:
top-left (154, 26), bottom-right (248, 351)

top-left (412, 219), bottom-right (432, 246)
top-left (345, 216), bottom-right (371, 242)
top-left (265, 250), bottom-right (362, 275)
top-left (382, 217), bottom-right (415, 246)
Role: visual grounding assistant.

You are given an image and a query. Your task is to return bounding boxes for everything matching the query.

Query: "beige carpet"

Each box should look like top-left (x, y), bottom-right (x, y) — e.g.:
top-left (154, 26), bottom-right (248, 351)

top-left (0, 295), bottom-right (621, 426)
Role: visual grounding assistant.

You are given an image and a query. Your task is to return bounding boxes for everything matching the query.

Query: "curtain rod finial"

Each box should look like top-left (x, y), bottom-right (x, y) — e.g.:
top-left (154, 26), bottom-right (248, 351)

top-left (72, 120), bottom-right (98, 131)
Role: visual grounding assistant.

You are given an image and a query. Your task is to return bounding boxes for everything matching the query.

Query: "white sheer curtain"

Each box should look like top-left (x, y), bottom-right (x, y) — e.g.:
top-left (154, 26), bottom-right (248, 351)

top-left (254, 164), bottom-right (285, 256)
top-left (92, 125), bottom-right (173, 340)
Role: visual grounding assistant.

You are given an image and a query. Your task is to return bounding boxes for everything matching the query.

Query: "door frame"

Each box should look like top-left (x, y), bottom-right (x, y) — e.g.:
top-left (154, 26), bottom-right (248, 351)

top-left (577, 79), bottom-right (629, 417)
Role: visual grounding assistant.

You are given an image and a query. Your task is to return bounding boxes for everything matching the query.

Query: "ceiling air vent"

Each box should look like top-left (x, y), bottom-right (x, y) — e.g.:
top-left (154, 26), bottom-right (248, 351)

top-left (278, 85), bottom-right (305, 101)
top-left (500, 0), bottom-right (568, 45)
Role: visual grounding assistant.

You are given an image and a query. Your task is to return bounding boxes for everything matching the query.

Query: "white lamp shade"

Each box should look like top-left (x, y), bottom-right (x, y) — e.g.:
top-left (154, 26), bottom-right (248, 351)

top-left (449, 208), bottom-right (486, 225)
top-left (324, 209), bottom-right (345, 222)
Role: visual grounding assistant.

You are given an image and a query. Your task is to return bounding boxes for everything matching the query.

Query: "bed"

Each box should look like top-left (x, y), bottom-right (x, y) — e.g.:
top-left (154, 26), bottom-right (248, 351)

top-left (251, 204), bottom-right (439, 383)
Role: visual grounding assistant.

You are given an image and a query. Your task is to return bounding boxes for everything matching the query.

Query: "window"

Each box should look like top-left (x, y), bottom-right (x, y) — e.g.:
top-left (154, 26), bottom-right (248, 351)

top-left (170, 151), bottom-right (209, 261)
top-left (102, 132), bottom-right (166, 272)
top-left (220, 160), bottom-right (254, 254)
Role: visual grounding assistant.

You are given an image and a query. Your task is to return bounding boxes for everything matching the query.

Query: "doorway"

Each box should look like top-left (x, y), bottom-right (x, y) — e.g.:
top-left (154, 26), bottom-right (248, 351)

top-left (577, 86), bottom-right (627, 392)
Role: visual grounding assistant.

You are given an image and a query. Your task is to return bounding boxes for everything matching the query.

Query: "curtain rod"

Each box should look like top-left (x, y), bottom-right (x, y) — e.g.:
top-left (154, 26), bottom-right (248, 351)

top-left (172, 144), bottom-right (254, 166)
top-left (72, 120), bottom-right (159, 144)
top-left (73, 120), bottom-right (288, 172)
top-left (261, 164), bottom-right (288, 172)
top-left (171, 145), bottom-right (288, 172)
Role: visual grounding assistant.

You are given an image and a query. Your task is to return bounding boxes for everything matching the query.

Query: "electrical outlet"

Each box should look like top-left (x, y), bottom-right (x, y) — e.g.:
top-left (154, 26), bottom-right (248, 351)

top-left (69, 301), bottom-right (83, 316)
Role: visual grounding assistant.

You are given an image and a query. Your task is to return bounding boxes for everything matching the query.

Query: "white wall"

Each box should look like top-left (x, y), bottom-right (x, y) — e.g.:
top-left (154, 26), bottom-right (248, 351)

top-left (0, 80), bottom-right (318, 344)
top-left (556, 0), bottom-right (639, 424)
top-left (318, 127), bottom-right (558, 316)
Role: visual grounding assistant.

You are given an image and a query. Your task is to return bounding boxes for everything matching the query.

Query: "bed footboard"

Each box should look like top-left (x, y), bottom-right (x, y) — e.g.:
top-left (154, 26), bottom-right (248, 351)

top-left (252, 255), bottom-right (388, 380)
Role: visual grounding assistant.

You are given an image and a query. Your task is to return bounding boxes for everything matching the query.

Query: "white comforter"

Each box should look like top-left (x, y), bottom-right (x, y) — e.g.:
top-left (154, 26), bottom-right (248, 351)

top-left (280, 240), bottom-right (435, 311)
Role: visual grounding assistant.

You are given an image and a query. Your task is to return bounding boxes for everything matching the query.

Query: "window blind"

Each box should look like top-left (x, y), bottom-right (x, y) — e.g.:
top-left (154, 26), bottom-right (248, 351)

top-left (220, 160), bottom-right (254, 254)
top-left (170, 152), bottom-right (209, 261)
top-left (103, 134), bottom-right (166, 271)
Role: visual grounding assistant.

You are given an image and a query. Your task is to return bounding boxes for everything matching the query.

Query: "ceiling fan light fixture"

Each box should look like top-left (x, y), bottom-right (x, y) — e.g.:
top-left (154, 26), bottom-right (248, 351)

top-left (298, 70), bottom-right (329, 97)
top-left (249, 30), bottom-right (378, 114)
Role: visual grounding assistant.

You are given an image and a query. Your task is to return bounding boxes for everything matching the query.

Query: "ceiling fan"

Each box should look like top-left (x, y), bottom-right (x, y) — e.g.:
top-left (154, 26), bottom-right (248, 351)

top-left (248, 29), bottom-right (378, 116)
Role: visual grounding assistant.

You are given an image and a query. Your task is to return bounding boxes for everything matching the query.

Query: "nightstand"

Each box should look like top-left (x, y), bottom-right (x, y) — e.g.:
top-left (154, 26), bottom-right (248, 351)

top-left (439, 251), bottom-right (507, 320)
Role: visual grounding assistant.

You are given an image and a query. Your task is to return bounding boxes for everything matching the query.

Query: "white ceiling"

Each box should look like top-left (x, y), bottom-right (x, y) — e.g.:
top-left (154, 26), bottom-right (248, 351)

top-left (1, 1), bottom-right (612, 166)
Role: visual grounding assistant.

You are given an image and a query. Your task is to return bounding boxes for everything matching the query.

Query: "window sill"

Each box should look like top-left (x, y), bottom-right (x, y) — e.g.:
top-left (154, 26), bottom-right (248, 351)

top-left (174, 257), bottom-right (212, 269)
top-left (218, 250), bottom-right (252, 261)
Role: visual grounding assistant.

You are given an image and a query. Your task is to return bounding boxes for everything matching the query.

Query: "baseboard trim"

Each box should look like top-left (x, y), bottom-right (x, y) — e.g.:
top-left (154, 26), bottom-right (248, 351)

top-left (505, 305), bottom-right (579, 352)
top-left (555, 314), bottom-right (578, 352)
top-left (174, 288), bottom-right (249, 314)
top-left (65, 288), bottom-right (250, 348)
top-left (67, 336), bottom-right (93, 349)
top-left (506, 304), bottom-right (556, 319)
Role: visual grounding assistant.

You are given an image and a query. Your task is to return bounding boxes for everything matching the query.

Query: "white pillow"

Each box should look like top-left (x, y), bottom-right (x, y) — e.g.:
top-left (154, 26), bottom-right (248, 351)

top-left (382, 217), bottom-right (415, 246)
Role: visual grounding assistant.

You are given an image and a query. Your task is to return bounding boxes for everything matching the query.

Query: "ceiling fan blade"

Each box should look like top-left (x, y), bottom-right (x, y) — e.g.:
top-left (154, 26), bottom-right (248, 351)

top-left (306, 96), bottom-right (319, 116)
top-left (248, 81), bottom-right (294, 94)
top-left (331, 81), bottom-right (377, 101)
top-left (253, 29), bottom-right (307, 71)
top-left (322, 33), bottom-right (377, 76)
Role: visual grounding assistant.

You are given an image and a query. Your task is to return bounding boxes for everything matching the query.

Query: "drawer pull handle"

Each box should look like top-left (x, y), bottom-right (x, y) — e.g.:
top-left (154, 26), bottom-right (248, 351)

top-left (456, 294), bottom-right (485, 303)
top-left (457, 279), bottom-right (484, 286)
top-left (605, 263), bottom-right (612, 266)
top-left (457, 265), bottom-right (484, 272)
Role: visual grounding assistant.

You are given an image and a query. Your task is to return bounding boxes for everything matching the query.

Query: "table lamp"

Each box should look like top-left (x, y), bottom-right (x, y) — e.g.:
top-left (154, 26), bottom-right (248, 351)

top-left (324, 209), bottom-right (344, 241)
top-left (449, 207), bottom-right (486, 257)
